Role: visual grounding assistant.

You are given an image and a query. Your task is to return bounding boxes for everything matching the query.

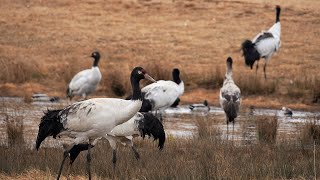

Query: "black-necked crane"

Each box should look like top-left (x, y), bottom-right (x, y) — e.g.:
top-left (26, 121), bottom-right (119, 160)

top-left (241, 6), bottom-right (281, 79)
top-left (219, 57), bottom-right (241, 139)
top-left (66, 51), bottom-right (102, 100)
top-left (60, 112), bottom-right (165, 177)
top-left (36, 67), bottom-right (156, 180)
top-left (140, 68), bottom-right (184, 120)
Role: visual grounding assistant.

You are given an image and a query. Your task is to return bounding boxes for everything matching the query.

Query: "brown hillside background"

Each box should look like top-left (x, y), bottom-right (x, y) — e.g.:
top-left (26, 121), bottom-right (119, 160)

top-left (0, 0), bottom-right (319, 110)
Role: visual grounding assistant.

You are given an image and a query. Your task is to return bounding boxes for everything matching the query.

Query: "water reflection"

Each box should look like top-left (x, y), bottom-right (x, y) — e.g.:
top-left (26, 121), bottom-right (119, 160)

top-left (0, 97), bottom-right (319, 148)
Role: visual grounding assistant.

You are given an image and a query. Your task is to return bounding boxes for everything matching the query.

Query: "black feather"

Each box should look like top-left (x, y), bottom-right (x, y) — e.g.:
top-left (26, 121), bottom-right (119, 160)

top-left (276, 5), bottom-right (281, 23)
top-left (241, 40), bottom-right (260, 69)
top-left (225, 102), bottom-right (237, 123)
top-left (171, 98), bottom-right (180, 108)
top-left (36, 109), bottom-right (64, 150)
top-left (255, 32), bottom-right (274, 44)
top-left (126, 93), bottom-right (153, 112)
top-left (68, 144), bottom-right (94, 165)
top-left (140, 112), bottom-right (166, 149)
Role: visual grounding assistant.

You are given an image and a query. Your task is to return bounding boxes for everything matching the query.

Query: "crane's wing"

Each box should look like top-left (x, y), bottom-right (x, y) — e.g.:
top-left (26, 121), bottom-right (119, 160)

top-left (68, 69), bottom-right (91, 90)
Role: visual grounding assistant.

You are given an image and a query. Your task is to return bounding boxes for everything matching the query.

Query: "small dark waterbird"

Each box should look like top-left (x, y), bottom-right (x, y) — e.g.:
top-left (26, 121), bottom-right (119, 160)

top-left (36, 67), bottom-right (156, 180)
top-left (219, 57), bottom-right (241, 139)
top-left (189, 100), bottom-right (210, 112)
top-left (241, 6), bottom-right (281, 79)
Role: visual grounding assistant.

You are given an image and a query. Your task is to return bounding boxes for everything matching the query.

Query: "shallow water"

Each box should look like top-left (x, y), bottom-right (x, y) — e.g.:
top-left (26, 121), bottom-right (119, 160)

top-left (0, 97), bottom-right (319, 148)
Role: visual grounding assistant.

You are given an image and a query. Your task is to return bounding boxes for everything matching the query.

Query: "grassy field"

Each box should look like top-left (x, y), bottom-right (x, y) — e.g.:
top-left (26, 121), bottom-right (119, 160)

top-left (1, 115), bottom-right (320, 179)
top-left (0, 0), bottom-right (320, 111)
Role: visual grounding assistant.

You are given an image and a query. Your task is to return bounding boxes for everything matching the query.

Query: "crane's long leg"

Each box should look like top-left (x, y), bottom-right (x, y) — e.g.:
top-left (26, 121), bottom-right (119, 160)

top-left (263, 63), bottom-right (267, 79)
top-left (255, 63), bottom-right (259, 76)
top-left (57, 151), bottom-right (69, 180)
top-left (131, 145), bottom-right (140, 160)
top-left (120, 137), bottom-right (140, 160)
top-left (232, 121), bottom-right (235, 142)
top-left (226, 119), bottom-right (229, 141)
top-left (86, 144), bottom-right (92, 180)
top-left (104, 135), bottom-right (118, 169)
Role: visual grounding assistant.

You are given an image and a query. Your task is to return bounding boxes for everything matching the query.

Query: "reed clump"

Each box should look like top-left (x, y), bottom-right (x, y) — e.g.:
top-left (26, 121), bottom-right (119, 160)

top-left (255, 115), bottom-right (278, 144)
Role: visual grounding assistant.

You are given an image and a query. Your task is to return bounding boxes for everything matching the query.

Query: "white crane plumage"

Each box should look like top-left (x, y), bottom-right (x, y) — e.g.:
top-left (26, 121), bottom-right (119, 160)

top-left (140, 68), bottom-right (184, 120)
top-left (219, 57), bottom-right (241, 138)
top-left (66, 51), bottom-right (102, 100)
top-left (36, 67), bottom-right (156, 180)
top-left (241, 6), bottom-right (281, 79)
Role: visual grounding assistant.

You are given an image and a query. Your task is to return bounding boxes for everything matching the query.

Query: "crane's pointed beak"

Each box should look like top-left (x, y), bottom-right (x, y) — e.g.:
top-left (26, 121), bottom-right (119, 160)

top-left (144, 74), bottom-right (156, 83)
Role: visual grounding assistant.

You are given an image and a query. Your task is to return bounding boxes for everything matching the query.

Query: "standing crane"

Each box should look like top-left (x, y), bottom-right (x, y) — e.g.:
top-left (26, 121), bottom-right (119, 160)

top-left (140, 68), bottom-right (184, 120)
top-left (219, 57), bottom-right (241, 139)
top-left (241, 6), bottom-right (281, 79)
top-left (36, 67), bottom-right (156, 180)
top-left (66, 51), bottom-right (102, 100)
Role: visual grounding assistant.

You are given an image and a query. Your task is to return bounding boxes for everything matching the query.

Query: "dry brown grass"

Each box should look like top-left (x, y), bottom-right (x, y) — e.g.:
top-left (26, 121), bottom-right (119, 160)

top-left (0, 0), bottom-right (319, 109)
top-left (1, 135), bottom-right (320, 179)
top-left (5, 114), bottom-right (24, 147)
top-left (300, 116), bottom-right (320, 145)
top-left (256, 115), bottom-right (278, 144)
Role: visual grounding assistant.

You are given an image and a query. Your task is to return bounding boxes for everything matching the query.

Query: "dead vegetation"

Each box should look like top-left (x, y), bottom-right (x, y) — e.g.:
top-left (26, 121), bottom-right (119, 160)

top-left (0, 117), bottom-right (320, 179)
top-left (0, 0), bottom-right (319, 109)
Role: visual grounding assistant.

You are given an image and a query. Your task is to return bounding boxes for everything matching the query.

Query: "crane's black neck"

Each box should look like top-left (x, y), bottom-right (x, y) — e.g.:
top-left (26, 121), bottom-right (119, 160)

top-left (276, 7), bottom-right (281, 23)
top-left (93, 56), bottom-right (100, 67)
top-left (172, 71), bottom-right (181, 85)
top-left (130, 76), bottom-right (142, 101)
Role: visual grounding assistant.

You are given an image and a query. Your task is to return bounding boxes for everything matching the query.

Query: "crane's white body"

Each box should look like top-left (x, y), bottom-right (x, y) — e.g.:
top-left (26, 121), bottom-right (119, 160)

top-left (219, 77), bottom-right (241, 112)
top-left (108, 112), bottom-right (143, 137)
top-left (253, 22), bottom-right (281, 63)
top-left (58, 98), bottom-right (142, 145)
top-left (68, 66), bottom-right (102, 98)
top-left (142, 80), bottom-right (184, 111)
top-left (219, 58), bottom-right (241, 124)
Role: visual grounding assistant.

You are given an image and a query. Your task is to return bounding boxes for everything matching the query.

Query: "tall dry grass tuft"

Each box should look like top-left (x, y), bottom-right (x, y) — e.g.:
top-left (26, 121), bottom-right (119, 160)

top-left (144, 63), bottom-right (171, 81)
top-left (194, 66), bottom-right (224, 89)
top-left (236, 74), bottom-right (277, 95)
top-left (287, 73), bottom-right (320, 103)
top-left (5, 114), bottom-right (24, 147)
top-left (0, 58), bottom-right (44, 83)
top-left (300, 116), bottom-right (320, 145)
top-left (195, 117), bottom-right (221, 140)
top-left (255, 115), bottom-right (278, 144)
top-left (100, 66), bottom-right (130, 97)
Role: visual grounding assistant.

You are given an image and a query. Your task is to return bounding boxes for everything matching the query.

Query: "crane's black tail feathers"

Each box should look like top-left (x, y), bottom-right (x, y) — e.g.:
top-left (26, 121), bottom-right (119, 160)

top-left (140, 113), bottom-right (166, 150)
top-left (171, 98), bottom-right (180, 108)
top-left (241, 40), bottom-right (260, 69)
top-left (225, 102), bottom-right (237, 123)
top-left (68, 144), bottom-right (93, 165)
top-left (36, 109), bottom-right (64, 150)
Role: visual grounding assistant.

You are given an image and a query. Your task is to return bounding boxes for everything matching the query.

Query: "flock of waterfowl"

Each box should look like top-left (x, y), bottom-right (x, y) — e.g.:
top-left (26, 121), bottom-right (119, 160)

top-left (35, 6), bottom-right (282, 179)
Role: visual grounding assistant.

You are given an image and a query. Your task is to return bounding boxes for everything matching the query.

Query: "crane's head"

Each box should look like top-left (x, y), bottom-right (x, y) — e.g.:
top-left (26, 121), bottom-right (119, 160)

top-left (172, 68), bottom-right (181, 84)
top-left (132, 67), bottom-right (156, 83)
top-left (91, 51), bottom-right (100, 60)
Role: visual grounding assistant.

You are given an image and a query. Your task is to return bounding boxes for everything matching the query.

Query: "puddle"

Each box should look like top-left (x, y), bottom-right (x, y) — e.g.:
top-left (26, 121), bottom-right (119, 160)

top-left (0, 97), bottom-right (319, 148)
